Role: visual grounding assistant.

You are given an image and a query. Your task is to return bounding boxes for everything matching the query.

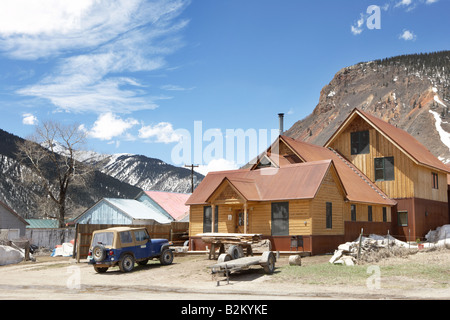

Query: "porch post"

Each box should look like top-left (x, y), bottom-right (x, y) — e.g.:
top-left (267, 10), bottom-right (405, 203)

top-left (244, 203), bottom-right (248, 234)
top-left (211, 204), bottom-right (216, 233)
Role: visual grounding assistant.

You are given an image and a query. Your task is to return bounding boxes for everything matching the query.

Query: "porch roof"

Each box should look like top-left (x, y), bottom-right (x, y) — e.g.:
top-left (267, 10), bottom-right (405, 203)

top-left (186, 160), bottom-right (338, 205)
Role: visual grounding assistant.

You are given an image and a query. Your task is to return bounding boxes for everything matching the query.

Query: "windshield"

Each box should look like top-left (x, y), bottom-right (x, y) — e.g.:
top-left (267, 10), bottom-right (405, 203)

top-left (92, 232), bottom-right (114, 247)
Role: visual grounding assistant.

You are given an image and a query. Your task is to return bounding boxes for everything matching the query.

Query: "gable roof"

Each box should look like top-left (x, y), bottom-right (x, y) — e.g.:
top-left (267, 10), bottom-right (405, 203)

top-left (278, 136), bottom-right (396, 206)
top-left (186, 160), bottom-right (343, 205)
top-left (324, 108), bottom-right (450, 173)
top-left (138, 191), bottom-right (190, 221)
top-left (75, 198), bottom-right (173, 225)
top-left (0, 200), bottom-right (29, 226)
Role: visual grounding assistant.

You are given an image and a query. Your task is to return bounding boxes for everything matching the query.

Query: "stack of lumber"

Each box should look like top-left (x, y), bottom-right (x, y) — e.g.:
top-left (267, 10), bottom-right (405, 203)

top-left (197, 233), bottom-right (262, 245)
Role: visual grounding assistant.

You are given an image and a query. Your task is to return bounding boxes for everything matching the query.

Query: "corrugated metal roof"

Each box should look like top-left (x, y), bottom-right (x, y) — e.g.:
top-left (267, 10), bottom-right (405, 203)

top-left (104, 199), bottom-right (173, 224)
top-left (186, 160), bottom-right (336, 205)
top-left (25, 219), bottom-right (59, 229)
top-left (141, 191), bottom-right (190, 221)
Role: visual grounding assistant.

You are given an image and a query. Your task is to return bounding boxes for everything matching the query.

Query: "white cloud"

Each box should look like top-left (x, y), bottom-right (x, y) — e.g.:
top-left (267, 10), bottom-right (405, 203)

top-left (195, 158), bottom-right (239, 176)
top-left (88, 112), bottom-right (139, 141)
top-left (22, 113), bottom-right (38, 125)
top-left (351, 14), bottom-right (365, 35)
top-left (395, 0), bottom-right (413, 7)
top-left (7, 0), bottom-right (190, 114)
top-left (139, 122), bottom-right (181, 143)
top-left (399, 29), bottom-right (417, 41)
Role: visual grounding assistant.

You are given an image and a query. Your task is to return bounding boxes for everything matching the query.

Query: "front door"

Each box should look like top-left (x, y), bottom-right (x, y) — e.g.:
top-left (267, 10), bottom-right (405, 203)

top-left (235, 209), bottom-right (248, 234)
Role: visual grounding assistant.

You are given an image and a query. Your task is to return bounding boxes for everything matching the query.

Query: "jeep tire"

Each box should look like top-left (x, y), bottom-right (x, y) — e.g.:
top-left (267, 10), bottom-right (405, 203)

top-left (119, 254), bottom-right (135, 272)
top-left (94, 266), bottom-right (109, 273)
top-left (159, 248), bottom-right (174, 265)
top-left (92, 245), bottom-right (107, 262)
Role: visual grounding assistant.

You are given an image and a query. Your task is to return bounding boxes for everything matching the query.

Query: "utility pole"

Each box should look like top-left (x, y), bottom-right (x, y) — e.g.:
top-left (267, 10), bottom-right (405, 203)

top-left (185, 164), bottom-right (199, 193)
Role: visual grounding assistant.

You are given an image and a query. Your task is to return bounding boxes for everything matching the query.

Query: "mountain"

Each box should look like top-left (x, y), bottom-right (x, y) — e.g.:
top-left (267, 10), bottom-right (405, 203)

top-left (0, 129), bottom-right (202, 220)
top-left (285, 51), bottom-right (450, 163)
top-left (80, 152), bottom-right (204, 194)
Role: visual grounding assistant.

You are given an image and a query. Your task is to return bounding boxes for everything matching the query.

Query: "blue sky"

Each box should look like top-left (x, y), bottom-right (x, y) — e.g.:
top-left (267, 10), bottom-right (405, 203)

top-left (0, 0), bottom-right (449, 175)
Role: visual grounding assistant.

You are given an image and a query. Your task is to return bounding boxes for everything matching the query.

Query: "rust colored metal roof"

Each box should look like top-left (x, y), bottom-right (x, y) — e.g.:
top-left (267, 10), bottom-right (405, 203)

top-left (281, 136), bottom-right (396, 206)
top-left (186, 160), bottom-right (336, 205)
top-left (143, 191), bottom-right (190, 221)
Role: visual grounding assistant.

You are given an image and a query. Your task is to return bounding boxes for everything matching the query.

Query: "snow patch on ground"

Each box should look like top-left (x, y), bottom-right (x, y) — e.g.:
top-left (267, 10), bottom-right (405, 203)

top-left (429, 110), bottom-right (450, 152)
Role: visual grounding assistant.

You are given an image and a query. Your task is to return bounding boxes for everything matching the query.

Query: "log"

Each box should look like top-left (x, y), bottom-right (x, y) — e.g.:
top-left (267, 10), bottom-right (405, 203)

top-left (289, 255), bottom-right (302, 266)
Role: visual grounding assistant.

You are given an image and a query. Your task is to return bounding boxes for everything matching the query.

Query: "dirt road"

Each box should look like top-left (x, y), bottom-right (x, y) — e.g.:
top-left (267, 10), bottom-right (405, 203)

top-left (0, 251), bottom-right (449, 300)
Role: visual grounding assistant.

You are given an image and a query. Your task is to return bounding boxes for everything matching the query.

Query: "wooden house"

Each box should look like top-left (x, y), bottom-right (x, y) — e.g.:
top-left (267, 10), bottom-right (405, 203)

top-left (250, 134), bottom-right (397, 244)
top-left (324, 108), bottom-right (450, 241)
top-left (186, 159), bottom-right (394, 255)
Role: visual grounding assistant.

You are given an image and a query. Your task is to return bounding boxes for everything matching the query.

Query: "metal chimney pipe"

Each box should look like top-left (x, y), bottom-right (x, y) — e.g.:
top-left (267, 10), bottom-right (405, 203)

top-left (278, 113), bottom-right (284, 135)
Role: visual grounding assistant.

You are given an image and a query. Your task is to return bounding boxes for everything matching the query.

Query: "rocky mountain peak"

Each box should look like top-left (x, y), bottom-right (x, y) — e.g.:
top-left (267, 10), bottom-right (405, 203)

top-left (285, 51), bottom-right (450, 162)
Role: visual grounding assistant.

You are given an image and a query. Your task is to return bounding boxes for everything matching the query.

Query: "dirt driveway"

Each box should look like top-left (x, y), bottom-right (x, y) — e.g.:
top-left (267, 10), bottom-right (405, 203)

top-left (0, 249), bottom-right (449, 300)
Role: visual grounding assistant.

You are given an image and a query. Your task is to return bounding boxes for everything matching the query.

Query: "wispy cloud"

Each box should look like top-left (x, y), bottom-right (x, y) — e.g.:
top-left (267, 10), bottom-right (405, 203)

top-left (350, 0), bottom-right (439, 36)
top-left (1, 0), bottom-right (190, 115)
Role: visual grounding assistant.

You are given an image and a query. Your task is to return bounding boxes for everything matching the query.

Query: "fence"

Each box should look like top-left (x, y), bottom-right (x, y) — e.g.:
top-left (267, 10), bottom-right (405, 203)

top-left (26, 228), bottom-right (76, 249)
top-left (74, 222), bottom-right (189, 259)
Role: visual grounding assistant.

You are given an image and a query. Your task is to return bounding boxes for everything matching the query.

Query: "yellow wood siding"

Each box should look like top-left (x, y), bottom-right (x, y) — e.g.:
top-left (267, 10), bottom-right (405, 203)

top-left (344, 203), bottom-right (391, 222)
top-left (189, 205), bottom-right (204, 237)
top-left (414, 167), bottom-right (447, 202)
top-left (328, 114), bottom-right (444, 200)
top-left (311, 169), bottom-right (345, 235)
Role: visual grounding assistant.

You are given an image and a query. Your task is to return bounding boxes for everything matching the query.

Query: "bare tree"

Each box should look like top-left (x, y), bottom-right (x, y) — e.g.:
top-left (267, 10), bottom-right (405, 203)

top-left (16, 121), bottom-right (92, 227)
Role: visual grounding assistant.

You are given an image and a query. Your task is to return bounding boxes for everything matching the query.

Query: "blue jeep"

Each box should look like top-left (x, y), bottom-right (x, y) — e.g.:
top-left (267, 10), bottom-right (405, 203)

top-left (88, 227), bottom-right (174, 273)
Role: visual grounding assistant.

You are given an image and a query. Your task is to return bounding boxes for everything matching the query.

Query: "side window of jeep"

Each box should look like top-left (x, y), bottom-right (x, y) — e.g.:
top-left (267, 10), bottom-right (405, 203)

top-left (120, 231), bottom-right (133, 244)
top-left (134, 230), bottom-right (148, 242)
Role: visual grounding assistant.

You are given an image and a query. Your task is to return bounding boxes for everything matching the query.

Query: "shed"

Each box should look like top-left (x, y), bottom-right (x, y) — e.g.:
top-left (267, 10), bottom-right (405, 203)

top-left (74, 198), bottom-right (173, 225)
top-left (136, 191), bottom-right (191, 221)
top-left (0, 200), bottom-right (28, 238)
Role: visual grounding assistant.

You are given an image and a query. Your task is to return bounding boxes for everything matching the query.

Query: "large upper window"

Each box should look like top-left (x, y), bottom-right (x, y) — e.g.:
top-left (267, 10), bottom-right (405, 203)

top-left (374, 157), bottom-right (395, 181)
top-left (271, 202), bottom-right (289, 236)
top-left (351, 131), bottom-right (370, 155)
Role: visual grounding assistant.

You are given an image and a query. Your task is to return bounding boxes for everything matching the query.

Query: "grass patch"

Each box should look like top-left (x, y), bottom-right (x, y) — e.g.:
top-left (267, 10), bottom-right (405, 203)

top-left (272, 255), bottom-right (450, 290)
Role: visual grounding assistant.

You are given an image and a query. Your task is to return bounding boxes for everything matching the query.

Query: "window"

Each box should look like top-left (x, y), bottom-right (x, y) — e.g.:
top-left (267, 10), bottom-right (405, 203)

top-left (92, 232), bottom-right (114, 246)
top-left (120, 231), bottom-right (133, 244)
top-left (351, 131), bottom-right (370, 155)
top-left (326, 202), bottom-right (333, 229)
top-left (432, 173), bottom-right (439, 189)
top-left (398, 211), bottom-right (408, 227)
top-left (351, 204), bottom-right (356, 221)
top-left (203, 206), bottom-right (219, 233)
top-left (374, 157), bottom-right (395, 181)
top-left (134, 230), bottom-right (149, 242)
top-left (382, 207), bottom-right (387, 222)
top-left (271, 202), bottom-right (289, 236)
top-left (368, 206), bottom-right (373, 222)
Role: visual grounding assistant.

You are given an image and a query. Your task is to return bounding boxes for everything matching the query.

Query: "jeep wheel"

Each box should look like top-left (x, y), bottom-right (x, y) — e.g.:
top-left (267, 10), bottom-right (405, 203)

top-left (159, 248), bottom-right (174, 265)
top-left (94, 266), bottom-right (109, 273)
top-left (119, 254), bottom-right (135, 272)
top-left (92, 245), bottom-right (107, 262)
